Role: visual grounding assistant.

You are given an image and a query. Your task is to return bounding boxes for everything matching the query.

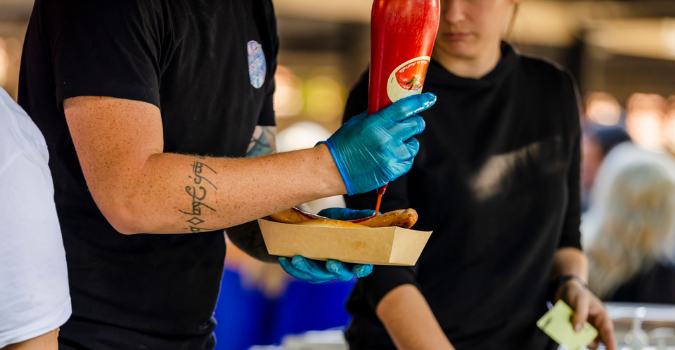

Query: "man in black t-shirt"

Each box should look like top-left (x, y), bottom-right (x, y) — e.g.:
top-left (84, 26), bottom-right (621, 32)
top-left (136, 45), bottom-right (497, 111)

top-left (17, 0), bottom-right (435, 349)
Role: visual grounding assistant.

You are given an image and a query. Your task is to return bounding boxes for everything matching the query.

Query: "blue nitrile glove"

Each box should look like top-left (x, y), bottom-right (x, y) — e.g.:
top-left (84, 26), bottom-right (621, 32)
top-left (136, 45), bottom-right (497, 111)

top-left (317, 207), bottom-right (379, 221)
top-left (318, 93), bottom-right (436, 196)
top-left (278, 208), bottom-right (376, 283)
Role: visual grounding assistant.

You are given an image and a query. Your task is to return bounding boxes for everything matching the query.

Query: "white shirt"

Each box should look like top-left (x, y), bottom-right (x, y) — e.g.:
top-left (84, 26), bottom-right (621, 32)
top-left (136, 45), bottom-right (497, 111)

top-left (0, 88), bottom-right (71, 347)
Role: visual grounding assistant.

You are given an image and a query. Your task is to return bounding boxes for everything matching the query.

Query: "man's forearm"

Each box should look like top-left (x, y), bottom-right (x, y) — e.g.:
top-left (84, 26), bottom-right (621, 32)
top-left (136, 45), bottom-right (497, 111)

top-left (551, 247), bottom-right (588, 281)
top-left (94, 145), bottom-right (345, 234)
top-left (377, 284), bottom-right (454, 350)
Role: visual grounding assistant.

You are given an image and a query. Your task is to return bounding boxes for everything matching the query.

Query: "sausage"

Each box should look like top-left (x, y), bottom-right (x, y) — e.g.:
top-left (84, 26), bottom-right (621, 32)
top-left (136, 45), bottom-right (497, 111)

top-left (267, 207), bottom-right (418, 229)
top-left (352, 209), bottom-right (418, 229)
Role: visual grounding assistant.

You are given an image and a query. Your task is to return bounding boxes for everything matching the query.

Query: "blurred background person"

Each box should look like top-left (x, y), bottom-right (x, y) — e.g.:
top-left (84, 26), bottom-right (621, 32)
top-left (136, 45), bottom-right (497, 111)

top-left (581, 126), bottom-right (632, 211)
top-left (625, 93), bottom-right (668, 150)
top-left (664, 95), bottom-right (675, 156)
top-left (585, 143), bottom-right (675, 304)
top-left (0, 86), bottom-right (71, 349)
top-left (583, 92), bottom-right (625, 128)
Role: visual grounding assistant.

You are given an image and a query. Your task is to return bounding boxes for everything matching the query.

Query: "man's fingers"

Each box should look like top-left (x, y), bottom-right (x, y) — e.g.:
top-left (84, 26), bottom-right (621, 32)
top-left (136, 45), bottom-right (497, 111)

top-left (572, 293), bottom-right (590, 332)
top-left (588, 339), bottom-right (599, 349)
top-left (388, 115), bottom-right (425, 142)
top-left (291, 256), bottom-right (334, 281)
top-left (317, 208), bottom-right (376, 220)
top-left (403, 137), bottom-right (420, 160)
top-left (390, 135), bottom-right (420, 162)
top-left (352, 264), bottom-right (373, 278)
top-left (279, 257), bottom-right (315, 281)
top-left (380, 93), bottom-right (436, 122)
top-left (326, 260), bottom-right (356, 282)
top-left (345, 110), bottom-right (368, 126)
top-left (342, 209), bottom-right (378, 221)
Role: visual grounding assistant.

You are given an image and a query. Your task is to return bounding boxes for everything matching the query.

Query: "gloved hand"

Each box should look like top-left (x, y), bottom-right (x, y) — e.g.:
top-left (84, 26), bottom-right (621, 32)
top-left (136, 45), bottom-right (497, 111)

top-left (278, 208), bottom-right (376, 283)
top-left (318, 93), bottom-right (436, 195)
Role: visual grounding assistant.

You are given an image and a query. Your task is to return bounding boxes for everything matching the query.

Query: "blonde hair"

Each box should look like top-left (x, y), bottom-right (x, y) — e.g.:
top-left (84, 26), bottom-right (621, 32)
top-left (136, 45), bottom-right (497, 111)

top-left (505, 2), bottom-right (520, 41)
top-left (586, 144), bottom-right (675, 299)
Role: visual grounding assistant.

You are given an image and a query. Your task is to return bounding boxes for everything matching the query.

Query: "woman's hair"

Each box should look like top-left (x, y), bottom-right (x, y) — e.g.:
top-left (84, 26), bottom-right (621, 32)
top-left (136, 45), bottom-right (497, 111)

top-left (586, 144), bottom-right (675, 299)
top-left (504, 2), bottom-right (520, 41)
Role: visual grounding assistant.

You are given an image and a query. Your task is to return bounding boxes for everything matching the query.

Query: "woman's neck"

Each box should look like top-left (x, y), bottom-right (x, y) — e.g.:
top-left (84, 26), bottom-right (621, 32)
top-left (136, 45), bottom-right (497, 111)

top-left (432, 42), bottom-right (502, 79)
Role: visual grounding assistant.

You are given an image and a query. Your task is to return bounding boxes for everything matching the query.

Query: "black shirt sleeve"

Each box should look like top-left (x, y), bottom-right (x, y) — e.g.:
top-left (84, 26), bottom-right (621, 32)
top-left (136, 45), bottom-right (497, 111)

top-left (342, 70), bottom-right (420, 310)
top-left (42, 0), bottom-right (163, 109)
top-left (558, 71), bottom-right (583, 250)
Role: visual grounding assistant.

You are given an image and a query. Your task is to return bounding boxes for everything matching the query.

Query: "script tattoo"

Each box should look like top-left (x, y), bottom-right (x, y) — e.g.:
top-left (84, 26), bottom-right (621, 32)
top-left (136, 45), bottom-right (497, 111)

top-left (181, 158), bottom-right (218, 233)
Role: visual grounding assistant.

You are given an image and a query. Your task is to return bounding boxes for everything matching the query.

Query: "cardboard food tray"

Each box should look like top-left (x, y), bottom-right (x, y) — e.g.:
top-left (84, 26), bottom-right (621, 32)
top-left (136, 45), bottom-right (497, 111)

top-left (258, 218), bottom-right (432, 266)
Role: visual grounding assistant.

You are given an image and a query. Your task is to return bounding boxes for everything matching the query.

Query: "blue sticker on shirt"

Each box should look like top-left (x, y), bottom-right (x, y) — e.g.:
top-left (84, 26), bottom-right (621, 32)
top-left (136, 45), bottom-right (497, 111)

top-left (247, 40), bottom-right (266, 89)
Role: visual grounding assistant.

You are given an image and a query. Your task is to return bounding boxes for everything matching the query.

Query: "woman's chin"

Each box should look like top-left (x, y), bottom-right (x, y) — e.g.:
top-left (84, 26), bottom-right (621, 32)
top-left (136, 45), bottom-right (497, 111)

top-left (436, 42), bottom-right (478, 60)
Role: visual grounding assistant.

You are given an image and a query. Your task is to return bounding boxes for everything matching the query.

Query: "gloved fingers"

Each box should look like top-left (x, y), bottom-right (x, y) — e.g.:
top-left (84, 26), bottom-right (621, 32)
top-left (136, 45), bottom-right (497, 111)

top-left (388, 115), bottom-right (426, 141)
top-left (380, 93), bottom-right (437, 122)
top-left (352, 264), bottom-right (374, 278)
top-left (326, 260), bottom-right (357, 282)
top-left (403, 137), bottom-right (421, 160)
top-left (390, 135), bottom-right (420, 161)
top-left (279, 256), bottom-right (333, 283)
top-left (344, 110), bottom-right (368, 126)
top-left (317, 207), bottom-right (345, 220)
top-left (318, 207), bottom-right (374, 220)
top-left (279, 256), bottom-right (313, 281)
top-left (291, 255), bottom-right (336, 281)
top-left (343, 209), bottom-right (377, 220)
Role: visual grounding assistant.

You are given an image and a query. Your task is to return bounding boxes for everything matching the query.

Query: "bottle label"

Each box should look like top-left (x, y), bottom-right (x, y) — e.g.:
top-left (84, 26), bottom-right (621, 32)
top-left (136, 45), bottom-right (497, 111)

top-left (387, 56), bottom-right (431, 102)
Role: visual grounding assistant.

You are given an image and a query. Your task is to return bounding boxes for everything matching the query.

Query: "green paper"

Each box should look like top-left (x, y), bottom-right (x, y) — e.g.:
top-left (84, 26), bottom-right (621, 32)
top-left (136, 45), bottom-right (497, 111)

top-left (537, 300), bottom-right (598, 350)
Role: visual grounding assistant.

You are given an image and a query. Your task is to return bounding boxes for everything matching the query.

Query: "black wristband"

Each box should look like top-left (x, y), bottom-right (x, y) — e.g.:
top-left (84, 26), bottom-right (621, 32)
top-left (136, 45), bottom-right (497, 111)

top-left (549, 275), bottom-right (588, 301)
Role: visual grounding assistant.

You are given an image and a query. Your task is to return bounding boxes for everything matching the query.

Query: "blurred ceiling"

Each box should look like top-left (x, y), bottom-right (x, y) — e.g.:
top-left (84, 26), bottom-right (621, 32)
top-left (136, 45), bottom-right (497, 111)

top-left (1, 0), bottom-right (674, 60)
top-left (2, 0), bottom-right (674, 22)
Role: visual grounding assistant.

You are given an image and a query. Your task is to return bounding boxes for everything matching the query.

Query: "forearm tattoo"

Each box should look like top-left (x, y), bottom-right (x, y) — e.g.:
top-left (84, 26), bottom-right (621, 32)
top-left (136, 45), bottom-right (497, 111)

top-left (247, 126), bottom-right (277, 157)
top-left (180, 156), bottom-right (218, 233)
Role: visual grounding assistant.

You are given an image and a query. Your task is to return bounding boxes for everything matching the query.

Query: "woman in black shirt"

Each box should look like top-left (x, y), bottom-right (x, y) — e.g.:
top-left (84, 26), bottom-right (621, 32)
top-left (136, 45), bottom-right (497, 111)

top-left (342, 0), bottom-right (616, 349)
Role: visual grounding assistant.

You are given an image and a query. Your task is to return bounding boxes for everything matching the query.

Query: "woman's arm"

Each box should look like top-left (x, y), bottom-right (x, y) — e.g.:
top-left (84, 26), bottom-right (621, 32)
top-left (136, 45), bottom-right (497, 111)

top-left (377, 285), bottom-right (455, 350)
top-left (551, 248), bottom-right (616, 350)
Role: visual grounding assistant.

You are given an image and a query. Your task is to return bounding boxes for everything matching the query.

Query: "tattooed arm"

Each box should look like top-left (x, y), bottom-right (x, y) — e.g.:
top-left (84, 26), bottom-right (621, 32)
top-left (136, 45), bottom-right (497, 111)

top-left (63, 97), bottom-right (346, 235)
top-left (226, 126), bottom-right (278, 262)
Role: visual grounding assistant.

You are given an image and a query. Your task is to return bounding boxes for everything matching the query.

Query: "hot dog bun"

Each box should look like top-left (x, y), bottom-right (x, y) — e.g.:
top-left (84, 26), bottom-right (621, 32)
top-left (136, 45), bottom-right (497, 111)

top-left (267, 208), bottom-right (418, 229)
top-left (268, 208), bottom-right (319, 224)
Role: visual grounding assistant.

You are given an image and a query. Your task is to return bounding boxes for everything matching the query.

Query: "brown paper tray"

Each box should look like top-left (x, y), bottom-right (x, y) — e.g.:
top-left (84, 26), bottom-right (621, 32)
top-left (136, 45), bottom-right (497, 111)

top-left (258, 218), bottom-right (432, 266)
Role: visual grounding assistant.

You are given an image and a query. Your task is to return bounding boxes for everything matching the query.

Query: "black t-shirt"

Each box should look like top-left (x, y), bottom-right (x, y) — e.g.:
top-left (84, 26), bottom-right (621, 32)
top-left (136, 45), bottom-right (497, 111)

top-left (18, 0), bottom-right (277, 349)
top-left (342, 44), bottom-right (582, 350)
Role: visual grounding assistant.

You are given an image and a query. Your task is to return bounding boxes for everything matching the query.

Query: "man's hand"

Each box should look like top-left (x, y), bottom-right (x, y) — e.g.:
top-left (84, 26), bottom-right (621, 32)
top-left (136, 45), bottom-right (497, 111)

top-left (278, 208), bottom-right (375, 283)
top-left (321, 93), bottom-right (436, 195)
top-left (554, 279), bottom-right (616, 350)
top-left (278, 256), bottom-right (373, 283)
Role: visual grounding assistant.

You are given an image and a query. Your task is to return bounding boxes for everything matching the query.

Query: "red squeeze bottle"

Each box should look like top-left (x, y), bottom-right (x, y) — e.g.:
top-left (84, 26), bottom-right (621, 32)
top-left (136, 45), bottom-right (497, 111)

top-left (369, 0), bottom-right (440, 216)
